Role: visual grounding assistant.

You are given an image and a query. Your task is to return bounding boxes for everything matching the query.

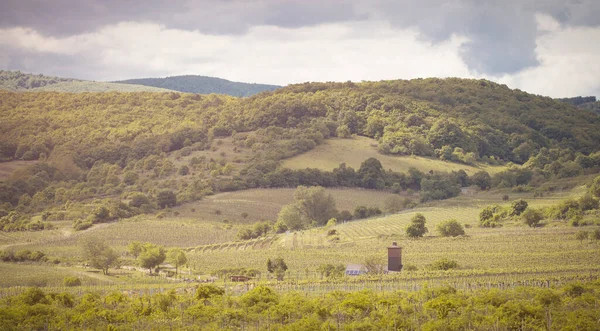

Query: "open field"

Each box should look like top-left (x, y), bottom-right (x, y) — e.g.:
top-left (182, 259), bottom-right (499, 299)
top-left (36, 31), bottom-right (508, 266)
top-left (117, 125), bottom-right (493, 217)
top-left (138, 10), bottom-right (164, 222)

top-left (1, 183), bottom-right (599, 292)
top-left (175, 187), bottom-right (405, 224)
top-left (282, 136), bottom-right (505, 175)
top-left (29, 81), bottom-right (175, 93)
top-left (0, 160), bottom-right (39, 180)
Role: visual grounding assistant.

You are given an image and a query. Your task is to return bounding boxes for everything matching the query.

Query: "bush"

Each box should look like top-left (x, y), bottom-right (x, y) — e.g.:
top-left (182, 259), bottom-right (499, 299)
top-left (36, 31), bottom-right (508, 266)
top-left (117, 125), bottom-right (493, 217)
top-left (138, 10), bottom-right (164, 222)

top-left (406, 213), bottom-right (428, 238)
top-left (63, 276), bottom-right (82, 287)
top-left (430, 258), bottom-right (459, 271)
top-left (521, 208), bottom-right (544, 227)
top-left (436, 219), bottom-right (465, 237)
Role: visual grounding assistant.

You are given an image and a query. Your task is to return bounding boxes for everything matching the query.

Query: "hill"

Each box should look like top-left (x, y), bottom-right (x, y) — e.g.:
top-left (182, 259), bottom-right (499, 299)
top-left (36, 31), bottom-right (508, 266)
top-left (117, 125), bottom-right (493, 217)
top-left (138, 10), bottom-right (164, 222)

top-left (114, 75), bottom-right (281, 96)
top-left (0, 70), bottom-right (174, 92)
top-left (556, 95), bottom-right (600, 115)
top-left (1, 78), bottom-right (600, 234)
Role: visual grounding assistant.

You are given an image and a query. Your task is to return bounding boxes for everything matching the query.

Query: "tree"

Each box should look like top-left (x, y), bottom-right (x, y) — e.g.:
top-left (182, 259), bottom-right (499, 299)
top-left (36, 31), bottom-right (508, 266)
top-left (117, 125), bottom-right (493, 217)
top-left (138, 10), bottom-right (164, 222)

top-left (277, 204), bottom-right (304, 231)
top-left (129, 193), bottom-right (150, 208)
top-left (470, 171), bottom-right (491, 190)
top-left (156, 190), bottom-right (177, 209)
top-left (590, 175), bottom-right (600, 198)
top-left (81, 237), bottom-right (119, 275)
top-left (406, 213), bottom-right (428, 238)
top-left (293, 186), bottom-right (338, 226)
top-left (358, 157), bottom-right (385, 189)
top-left (510, 199), bottom-right (528, 216)
top-left (522, 208), bottom-right (544, 227)
top-left (363, 255), bottom-right (387, 274)
top-left (436, 219), bottom-right (465, 237)
top-left (167, 248), bottom-right (187, 275)
top-left (267, 257), bottom-right (288, 281)
top-left (127, 241), bottom-right (143, 258)
top-left (138, 243), bottom-right (166, 273)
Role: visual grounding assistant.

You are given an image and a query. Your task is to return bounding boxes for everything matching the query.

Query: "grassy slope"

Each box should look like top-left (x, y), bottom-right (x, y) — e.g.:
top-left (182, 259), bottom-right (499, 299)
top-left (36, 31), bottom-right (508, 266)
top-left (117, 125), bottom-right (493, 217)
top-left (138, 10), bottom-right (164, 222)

top-left (175, 188), bottom-right (405, 224)
top-left (282, 136), bottom-right (505, 175)
top-left (30, 81), bottom-right (175, 93)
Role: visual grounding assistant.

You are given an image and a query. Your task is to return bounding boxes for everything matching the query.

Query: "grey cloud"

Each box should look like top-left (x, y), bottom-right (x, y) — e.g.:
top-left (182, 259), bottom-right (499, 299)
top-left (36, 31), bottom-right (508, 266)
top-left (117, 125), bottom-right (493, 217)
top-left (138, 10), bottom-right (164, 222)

top-left (1, 0), bottom-right (599, 76)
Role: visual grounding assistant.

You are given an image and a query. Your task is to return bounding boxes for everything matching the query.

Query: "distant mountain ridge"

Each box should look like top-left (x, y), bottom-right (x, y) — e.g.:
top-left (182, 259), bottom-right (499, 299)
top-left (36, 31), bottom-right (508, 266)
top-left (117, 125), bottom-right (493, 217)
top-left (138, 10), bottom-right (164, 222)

top-left (113, 75), bottom-right (281, 97)
top-left (556, 96), bottom-right (600, 115)
top-left (0, 70), bottom-right (174, 93)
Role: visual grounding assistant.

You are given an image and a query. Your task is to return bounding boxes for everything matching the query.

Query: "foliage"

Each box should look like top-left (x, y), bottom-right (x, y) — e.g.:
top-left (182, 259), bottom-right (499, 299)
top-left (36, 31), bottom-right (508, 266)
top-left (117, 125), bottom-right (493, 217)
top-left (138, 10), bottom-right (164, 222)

top-left (436, 219), bottom-right (465, 237)
top-left (81, 237), bottom-right (119, 275)
top-left (362, 255), bottom-right (387, 275)
top-left (317, 263), bottom-right (345, 278)
top-left (521, 208), bottom-right (544, 227)
top-left (267, 257), bottom-right (288, 280)
top-left (167, 248), bottom-right (187, 275)
top-left (406, 213), bottom-right (428, 238)
top-left (591, 175), bottom-right (600, 199)
top-left (137, 243), bottom-right (166, 273)
top-left (293, 186), bottom-right (338, 226)
top-left (430, 258), bottom-right (459, 270)
top-left (156, 190), bottom-right (177, 209)
top-left (63, 276), bottom-right (82, 287)
top-left (509, 199), bottom-right (528, 216)
top-left (479, 204), bottom-right (506, 228)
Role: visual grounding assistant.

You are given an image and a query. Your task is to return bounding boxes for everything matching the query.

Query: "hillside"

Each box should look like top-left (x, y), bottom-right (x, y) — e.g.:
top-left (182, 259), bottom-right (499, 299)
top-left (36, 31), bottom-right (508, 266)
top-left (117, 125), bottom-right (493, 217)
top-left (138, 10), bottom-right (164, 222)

top-left (114, 75), bottom-right (281, 96)
top-left (1, 78), bottom-right (600, 234)
top-left (0, 70), bottom-right (174, 93)
top-left (557, 96), bottom-right (600, 115)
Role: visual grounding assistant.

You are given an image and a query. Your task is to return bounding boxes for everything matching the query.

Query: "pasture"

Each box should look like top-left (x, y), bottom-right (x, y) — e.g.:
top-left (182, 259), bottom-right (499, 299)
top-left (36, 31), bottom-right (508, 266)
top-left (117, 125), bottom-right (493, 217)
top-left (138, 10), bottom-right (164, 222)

top-left (281, 136), bottom-right (505, 175)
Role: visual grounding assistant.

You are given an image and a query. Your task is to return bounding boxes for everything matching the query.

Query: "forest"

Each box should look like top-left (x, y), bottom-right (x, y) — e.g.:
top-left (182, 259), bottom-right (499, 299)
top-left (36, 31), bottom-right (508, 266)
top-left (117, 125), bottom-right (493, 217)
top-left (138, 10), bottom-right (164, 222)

top-left (114, 75), bottom-right (281, 96)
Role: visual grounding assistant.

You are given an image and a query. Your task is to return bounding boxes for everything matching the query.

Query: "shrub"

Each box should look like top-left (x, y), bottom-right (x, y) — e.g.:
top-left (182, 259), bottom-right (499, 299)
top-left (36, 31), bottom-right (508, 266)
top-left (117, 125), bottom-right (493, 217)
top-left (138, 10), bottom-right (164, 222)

top-left (521, 208), bottom-right (544, 227)
top-left (63, 276), bottom-right (82, 287)
top-left (406, 213), bottom-right (428, 238)
top-left (430, 258), bottom-right (459, 271)
top-left (436, 219), bottom-right (465, 237)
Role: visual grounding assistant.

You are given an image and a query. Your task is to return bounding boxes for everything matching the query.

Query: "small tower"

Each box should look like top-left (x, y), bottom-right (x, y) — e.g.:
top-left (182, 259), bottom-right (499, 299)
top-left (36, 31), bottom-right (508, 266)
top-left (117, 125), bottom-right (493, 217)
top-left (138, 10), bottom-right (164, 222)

top-left (387, 242), bottom-right (403, 272)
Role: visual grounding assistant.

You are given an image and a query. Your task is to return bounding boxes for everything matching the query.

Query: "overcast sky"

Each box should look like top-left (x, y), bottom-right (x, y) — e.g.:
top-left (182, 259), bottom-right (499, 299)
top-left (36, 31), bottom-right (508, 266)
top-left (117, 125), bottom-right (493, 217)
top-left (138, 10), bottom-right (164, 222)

top-left (1, 0), bottom-right (599, 97)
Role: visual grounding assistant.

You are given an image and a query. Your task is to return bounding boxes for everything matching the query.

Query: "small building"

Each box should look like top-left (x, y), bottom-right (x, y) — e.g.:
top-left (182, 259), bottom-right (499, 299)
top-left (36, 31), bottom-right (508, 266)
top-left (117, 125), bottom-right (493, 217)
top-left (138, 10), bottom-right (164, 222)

top-left (229, 275), bottom-right (251, 282)
top-left (345, 264), bottom-right (366, 276)
top-left (461, 186), bottom-right (478, 196)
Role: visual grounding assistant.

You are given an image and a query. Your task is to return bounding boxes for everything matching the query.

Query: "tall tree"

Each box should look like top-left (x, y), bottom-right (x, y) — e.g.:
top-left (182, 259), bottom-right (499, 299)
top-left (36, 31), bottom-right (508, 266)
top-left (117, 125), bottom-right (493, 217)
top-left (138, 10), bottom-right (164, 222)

top-left (293, 186), bottom-right (338, 226)
top-left (82, 237), bottom-right (119, 275)
top-left (167, 248), bottom-right (188, 275)
top-left (138, 243), bottom-right (166, 274)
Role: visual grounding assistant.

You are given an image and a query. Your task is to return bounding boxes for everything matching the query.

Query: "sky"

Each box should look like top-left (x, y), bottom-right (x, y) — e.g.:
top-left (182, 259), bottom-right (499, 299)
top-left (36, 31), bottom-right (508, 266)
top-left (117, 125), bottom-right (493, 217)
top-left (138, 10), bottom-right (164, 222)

top-left (1, 0), bottom-right (599, 98)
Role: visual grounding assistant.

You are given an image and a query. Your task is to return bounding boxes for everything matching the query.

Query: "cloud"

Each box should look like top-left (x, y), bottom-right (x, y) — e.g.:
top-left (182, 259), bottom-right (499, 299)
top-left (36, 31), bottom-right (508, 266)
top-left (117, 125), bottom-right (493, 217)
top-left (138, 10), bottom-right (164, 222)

top-left (497, 15), bottom-right (600, 98)
top-left (0, 21), bottom-right (473, 84)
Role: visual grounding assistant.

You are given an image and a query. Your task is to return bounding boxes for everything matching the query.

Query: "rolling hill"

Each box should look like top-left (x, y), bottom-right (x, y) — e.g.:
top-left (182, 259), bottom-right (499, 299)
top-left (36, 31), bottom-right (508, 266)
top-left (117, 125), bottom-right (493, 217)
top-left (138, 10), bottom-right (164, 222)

top-left (0, 70), bottom-right (174, 93)
top-left (114, 75), bottom-right (281, 96)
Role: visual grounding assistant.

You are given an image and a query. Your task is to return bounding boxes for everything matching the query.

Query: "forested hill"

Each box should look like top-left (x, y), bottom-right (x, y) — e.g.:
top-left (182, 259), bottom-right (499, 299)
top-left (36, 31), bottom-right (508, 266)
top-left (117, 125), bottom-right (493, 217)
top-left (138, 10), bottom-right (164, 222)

top-left (556, 96), bottom-right (600, 115)
top-left (113, 75), bottom-right (281, 97)
top-left (0, 70), bottom-right (77, 90)
top-left (1, 78), bottom-right (599, 168)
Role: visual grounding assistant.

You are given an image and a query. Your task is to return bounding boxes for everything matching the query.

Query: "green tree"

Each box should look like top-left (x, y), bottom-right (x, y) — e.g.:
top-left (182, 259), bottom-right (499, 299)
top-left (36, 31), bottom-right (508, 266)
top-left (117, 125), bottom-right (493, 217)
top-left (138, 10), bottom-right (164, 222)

top-left (167, 248), bottom-right (188, 275)
top-left (358, 157), bottom-right (385, 189)
top-left (522, 208), bottom-right (544, 227)
top-left (470, 171), bottom-right (491, 190)
top-left (156, 190), bottom-right (176, 209)
top-left (277, 204), bottom-right (304, 231)
top-left (267, 257), bottom-right (288, 281)
top-left (363, 255), bottom-right (387, 274)
top-left (127, 241), bottom-right (143, 258)
top-left (436, 219), bottom-right (465, 237)
top-left (129, 193), bottom-right (150, 208)
top-left (138, 243), bottom-right (166, 273)
top-left (406, 213), bottom-right (428, 238)
top-left (81, 237), bottom-right (119, 275)
top-left (510, 199), bottom-right (528, 216)
top-left (293, 186), bottom-right (338, 226)
top-left (590, 175), bottom-right (600, 198)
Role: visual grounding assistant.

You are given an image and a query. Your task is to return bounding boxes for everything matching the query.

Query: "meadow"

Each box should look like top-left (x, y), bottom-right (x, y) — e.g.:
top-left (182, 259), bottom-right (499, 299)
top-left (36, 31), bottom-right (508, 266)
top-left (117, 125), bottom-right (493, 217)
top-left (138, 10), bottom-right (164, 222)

top-left (282, 136), bottom-right (505, 175)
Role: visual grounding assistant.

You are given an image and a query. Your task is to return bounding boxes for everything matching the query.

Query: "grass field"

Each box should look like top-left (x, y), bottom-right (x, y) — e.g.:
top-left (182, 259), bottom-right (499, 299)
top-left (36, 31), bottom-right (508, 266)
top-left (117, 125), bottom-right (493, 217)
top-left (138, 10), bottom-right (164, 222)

top-left (282, 136), bottom-right (505, 175)
top-left (175, 187), bottom-right (406, 224)
top-left (29, 81), bottom-right (175, 93)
